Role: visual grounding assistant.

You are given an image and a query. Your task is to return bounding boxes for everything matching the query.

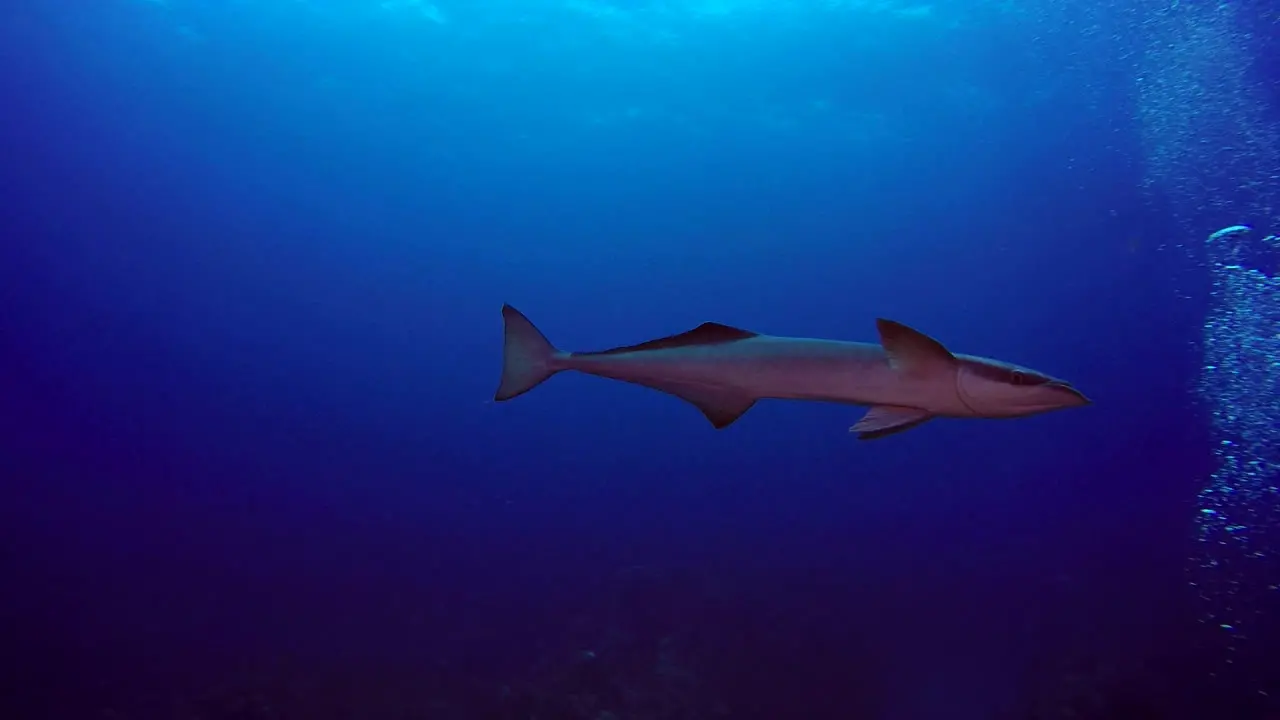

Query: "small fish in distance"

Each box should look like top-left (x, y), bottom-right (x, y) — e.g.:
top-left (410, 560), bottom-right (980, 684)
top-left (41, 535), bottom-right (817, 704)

top-left (493, 305), bottom-right (1089, 439)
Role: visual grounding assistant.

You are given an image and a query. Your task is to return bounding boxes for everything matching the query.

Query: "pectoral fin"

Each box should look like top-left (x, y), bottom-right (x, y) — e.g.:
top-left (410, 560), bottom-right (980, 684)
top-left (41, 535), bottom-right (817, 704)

top-left (849, 405), bottom-right (933, 440)
top-left (654, 382), bottom-right (756, 429)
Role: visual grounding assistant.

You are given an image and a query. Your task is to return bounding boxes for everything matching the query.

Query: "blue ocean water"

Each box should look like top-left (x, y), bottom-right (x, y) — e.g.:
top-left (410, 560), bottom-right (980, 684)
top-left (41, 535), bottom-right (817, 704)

top-left (1, 1), bottom-right (1277, 718)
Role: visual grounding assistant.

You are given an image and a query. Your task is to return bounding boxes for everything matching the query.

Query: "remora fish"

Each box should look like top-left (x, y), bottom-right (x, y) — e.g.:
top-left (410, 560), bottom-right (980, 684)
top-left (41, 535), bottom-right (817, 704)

top-left (494, 305), bottom-right (1089, 439)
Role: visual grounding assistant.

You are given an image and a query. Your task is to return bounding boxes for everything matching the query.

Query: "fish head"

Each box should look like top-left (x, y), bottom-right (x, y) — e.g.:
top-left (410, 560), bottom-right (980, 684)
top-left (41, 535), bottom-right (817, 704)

top-left (954, 355), bottom-right (1090, 418)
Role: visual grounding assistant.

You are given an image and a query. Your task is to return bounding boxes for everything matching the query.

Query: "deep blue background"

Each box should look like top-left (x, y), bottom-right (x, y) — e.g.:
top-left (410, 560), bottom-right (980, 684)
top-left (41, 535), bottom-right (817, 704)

top-left (0, 1), bottom-right (1260, 718)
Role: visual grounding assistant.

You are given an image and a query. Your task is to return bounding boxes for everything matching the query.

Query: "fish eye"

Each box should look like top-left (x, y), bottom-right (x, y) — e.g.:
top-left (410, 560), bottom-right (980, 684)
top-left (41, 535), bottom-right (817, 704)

top-left (1011, 370), bottom-right (1026, 386)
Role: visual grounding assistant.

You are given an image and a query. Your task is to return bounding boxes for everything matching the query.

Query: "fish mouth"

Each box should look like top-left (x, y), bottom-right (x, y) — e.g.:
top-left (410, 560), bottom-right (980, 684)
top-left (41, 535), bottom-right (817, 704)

top-left (1047, 381), bottom-right (1091, 407)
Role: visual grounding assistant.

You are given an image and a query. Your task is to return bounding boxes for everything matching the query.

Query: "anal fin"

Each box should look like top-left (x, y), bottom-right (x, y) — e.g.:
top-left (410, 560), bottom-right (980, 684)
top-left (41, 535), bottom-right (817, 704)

top-left (850, 405), bottom-right (932, 440)
top-left (656, 382), bottom-right (756, 429)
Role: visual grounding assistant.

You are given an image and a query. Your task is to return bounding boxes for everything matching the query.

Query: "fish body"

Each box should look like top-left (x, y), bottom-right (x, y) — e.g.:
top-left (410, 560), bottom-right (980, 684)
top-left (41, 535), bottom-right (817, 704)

top-left (494, 305), bottom-right (1089, 439)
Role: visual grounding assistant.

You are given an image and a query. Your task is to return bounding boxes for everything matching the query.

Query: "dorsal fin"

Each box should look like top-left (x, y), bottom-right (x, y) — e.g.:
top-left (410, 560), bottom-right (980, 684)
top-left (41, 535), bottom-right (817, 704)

top-left (583, 322), bottom-right (757, 356)
top-left (876, 319), bottom-right (956, 377)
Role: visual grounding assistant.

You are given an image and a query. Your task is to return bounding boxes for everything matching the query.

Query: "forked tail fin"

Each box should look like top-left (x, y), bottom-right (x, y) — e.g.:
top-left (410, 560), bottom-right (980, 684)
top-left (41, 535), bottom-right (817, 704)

top-left (494, 304), bottom-right (561, 401)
